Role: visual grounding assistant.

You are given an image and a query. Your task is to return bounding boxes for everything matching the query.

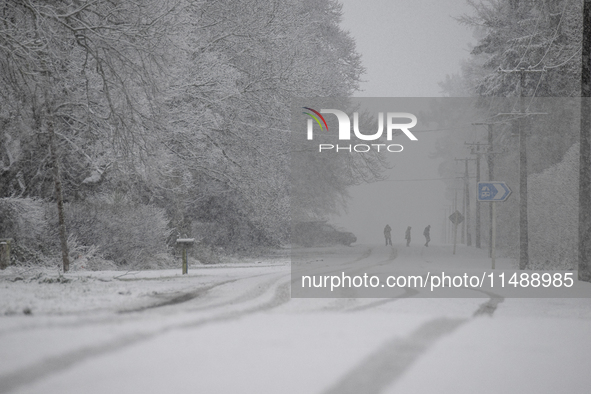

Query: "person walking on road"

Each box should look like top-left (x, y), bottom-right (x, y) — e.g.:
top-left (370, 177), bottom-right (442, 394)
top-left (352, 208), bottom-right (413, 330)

top-left (423, 225), bottom-right (431, 247)
top-left (405, 226), bottom-right (411, 247)
top-left (384, 224), bottom-right (392, 246)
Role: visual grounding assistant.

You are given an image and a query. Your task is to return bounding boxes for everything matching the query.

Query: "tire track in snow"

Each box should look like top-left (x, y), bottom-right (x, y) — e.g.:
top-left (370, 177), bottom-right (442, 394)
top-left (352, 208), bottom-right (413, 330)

top-left (0, 269), bottom-right (287, 337)
top-left (321, 318), bottom-right (467, 394)
top-left (291, 246), bottom-right (383, 311)
top-left (0, 277), bottom-right (238, 337)
top-left (316, 247), bottom-right (505, 393)
top-left (472, 290), bottom-right (505, 317)
top-left (345, 287), bottom-right (419, 312)
top-left (341, 247), bottom-right (424, 311)
top-left (148, 271), bottom-right (290, 316)
top-left (306, 246), bottom-right (405, 309)
top-left (0, 274), bottom-right (291, 394)
top-left (310, 246), bottom-right (432, 312)
top-left (118, 269), bottom-right (287, 314)
top-left (319, 294), bottom-right (503, 394)
top-left (290, 246), bottom-right (374, 280)
top-left (117, 278), bottom-right (239, 313)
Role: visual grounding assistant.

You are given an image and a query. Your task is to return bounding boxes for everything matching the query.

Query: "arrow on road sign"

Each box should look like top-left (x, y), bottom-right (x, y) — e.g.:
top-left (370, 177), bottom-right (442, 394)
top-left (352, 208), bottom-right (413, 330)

top-left (477, 182), bottom-right (512, 202)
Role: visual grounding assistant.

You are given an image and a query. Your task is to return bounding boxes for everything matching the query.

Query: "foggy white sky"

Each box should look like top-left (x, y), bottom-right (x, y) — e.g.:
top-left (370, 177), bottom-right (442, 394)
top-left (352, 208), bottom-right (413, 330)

top-left (339, 0), bottom-right (474, 97)
top-left (331, 0), bottom-right (475, 244)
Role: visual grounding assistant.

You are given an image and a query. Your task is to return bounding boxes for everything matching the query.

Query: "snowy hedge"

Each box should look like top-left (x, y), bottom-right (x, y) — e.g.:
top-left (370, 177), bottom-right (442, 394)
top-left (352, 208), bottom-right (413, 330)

top-left (51, 194), bottom-right (172, 266)
top-left (0, 197), bottom-right (47, 261)
top-left (528, 143), bottom-right (578, 270)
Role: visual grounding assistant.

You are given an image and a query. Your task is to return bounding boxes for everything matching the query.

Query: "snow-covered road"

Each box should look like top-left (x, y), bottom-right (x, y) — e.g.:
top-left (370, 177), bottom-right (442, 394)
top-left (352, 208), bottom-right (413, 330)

top-left (1, 245), bottom-right (590, 393)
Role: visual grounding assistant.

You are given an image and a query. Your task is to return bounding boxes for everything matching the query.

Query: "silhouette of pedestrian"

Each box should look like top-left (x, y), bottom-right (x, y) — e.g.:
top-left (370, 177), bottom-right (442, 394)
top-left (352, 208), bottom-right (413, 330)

top-left (384, 224), bottom-right (392, 246)
top-left (423, 225), bottom-right (431, 247)
top-left (405, 226), bottom-right (411, 247)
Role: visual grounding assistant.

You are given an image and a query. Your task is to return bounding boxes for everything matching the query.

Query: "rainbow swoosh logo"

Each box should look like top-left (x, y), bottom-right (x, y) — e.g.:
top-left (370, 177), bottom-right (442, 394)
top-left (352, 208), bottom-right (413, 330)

top-left (302, 107), bottom-right (328, 131)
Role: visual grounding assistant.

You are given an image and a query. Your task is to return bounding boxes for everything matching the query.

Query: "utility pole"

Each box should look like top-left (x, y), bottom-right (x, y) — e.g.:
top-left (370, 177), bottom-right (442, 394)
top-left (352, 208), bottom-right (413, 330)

top-left (579, 0), bottom-right (591, 281)
top-left (465, 158), bottom-right (472, 247)
top-left (475, 145), bottom-right (481, 248)
top-left (466, 142), bottom-right (489, 249)
top-left (455, 158), bottom-right (476, 246)
top-left (473, 123), bottom-right (497, 257)
top-left (462, 178), bottom-right (466, 244)
top-left (518, 68), bottom-right (529, 270)
top-left (447, 205), bottom-right (453, 243)
top-left (453, 189), bottom-right (459, 254)
top-left (454, 161), bottom-right (466, 244)
top-left (498, 67), bottom-right (545, 269)
top-left (442, 206), bottom-right (450, 244)
top-left (487, 124), bottom-right (494, 257)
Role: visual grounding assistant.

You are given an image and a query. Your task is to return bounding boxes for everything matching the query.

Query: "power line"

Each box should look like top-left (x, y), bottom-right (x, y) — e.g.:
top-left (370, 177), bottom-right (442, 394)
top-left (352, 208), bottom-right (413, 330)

top-left (379, 177), bottom-right (460, 182)
top-left (530, 0), bottom-right (571, 70)
top-left (543, 47), bottom-right (582, 70)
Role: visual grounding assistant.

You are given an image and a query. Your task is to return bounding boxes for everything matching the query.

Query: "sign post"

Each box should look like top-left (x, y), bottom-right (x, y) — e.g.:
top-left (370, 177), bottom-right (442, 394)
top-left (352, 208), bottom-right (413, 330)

top-left (176, 238), bottom-right (195, 274)
top-left (0, 238), bottom-right (12, 270)
top-left (477, 182), bottom-right (511, 268)
top-left (492, 202), bottom-right (496, 269)
top-left (449, 210), bottom-right (464, 255)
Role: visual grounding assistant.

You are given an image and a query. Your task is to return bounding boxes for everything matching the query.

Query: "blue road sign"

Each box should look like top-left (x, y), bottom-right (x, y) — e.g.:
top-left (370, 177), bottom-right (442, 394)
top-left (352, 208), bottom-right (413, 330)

top-left (477, 182), bottom-right (512, 202)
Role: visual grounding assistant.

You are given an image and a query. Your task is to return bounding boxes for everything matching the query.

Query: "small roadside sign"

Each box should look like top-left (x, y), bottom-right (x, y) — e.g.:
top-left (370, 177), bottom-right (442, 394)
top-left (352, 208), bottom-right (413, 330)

top-left (176, 238), bottom-right (195, 275)
top-left (449, 210), bottom-right (464, 225)
top-left (477, 182), bottom-right (512, 202)
top-left (449, 210), bottom-right (463, 255)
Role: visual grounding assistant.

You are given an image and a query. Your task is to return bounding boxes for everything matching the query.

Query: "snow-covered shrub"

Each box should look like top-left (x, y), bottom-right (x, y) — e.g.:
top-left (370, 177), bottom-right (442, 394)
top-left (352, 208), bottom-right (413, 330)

top-left (67, 234), bottom-right (118, 271)
top-left (191, 244), bottom-right (223, 265)
top-left (528, 143), bottom-right (578, 270)
top-left (50, 193), bottom-right (172, 267)
top-left (0, 197), bottom-right (47, 261)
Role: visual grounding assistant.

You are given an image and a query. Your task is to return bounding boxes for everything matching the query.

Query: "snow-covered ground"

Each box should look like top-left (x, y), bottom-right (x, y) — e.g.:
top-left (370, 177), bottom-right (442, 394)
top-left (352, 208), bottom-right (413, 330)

top-left (1, 244), bottom-right (590, 393)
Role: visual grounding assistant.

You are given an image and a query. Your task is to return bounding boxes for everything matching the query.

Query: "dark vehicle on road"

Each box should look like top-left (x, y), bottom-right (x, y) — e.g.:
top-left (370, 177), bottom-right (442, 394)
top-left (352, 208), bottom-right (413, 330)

top-left (292, 221), bottom-right (356, 247)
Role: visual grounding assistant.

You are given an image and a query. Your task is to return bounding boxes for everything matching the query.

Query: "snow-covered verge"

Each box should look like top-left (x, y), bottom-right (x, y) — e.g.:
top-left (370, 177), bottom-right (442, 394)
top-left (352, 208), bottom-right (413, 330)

top-left (0, 255), bottom-right (289, 317)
